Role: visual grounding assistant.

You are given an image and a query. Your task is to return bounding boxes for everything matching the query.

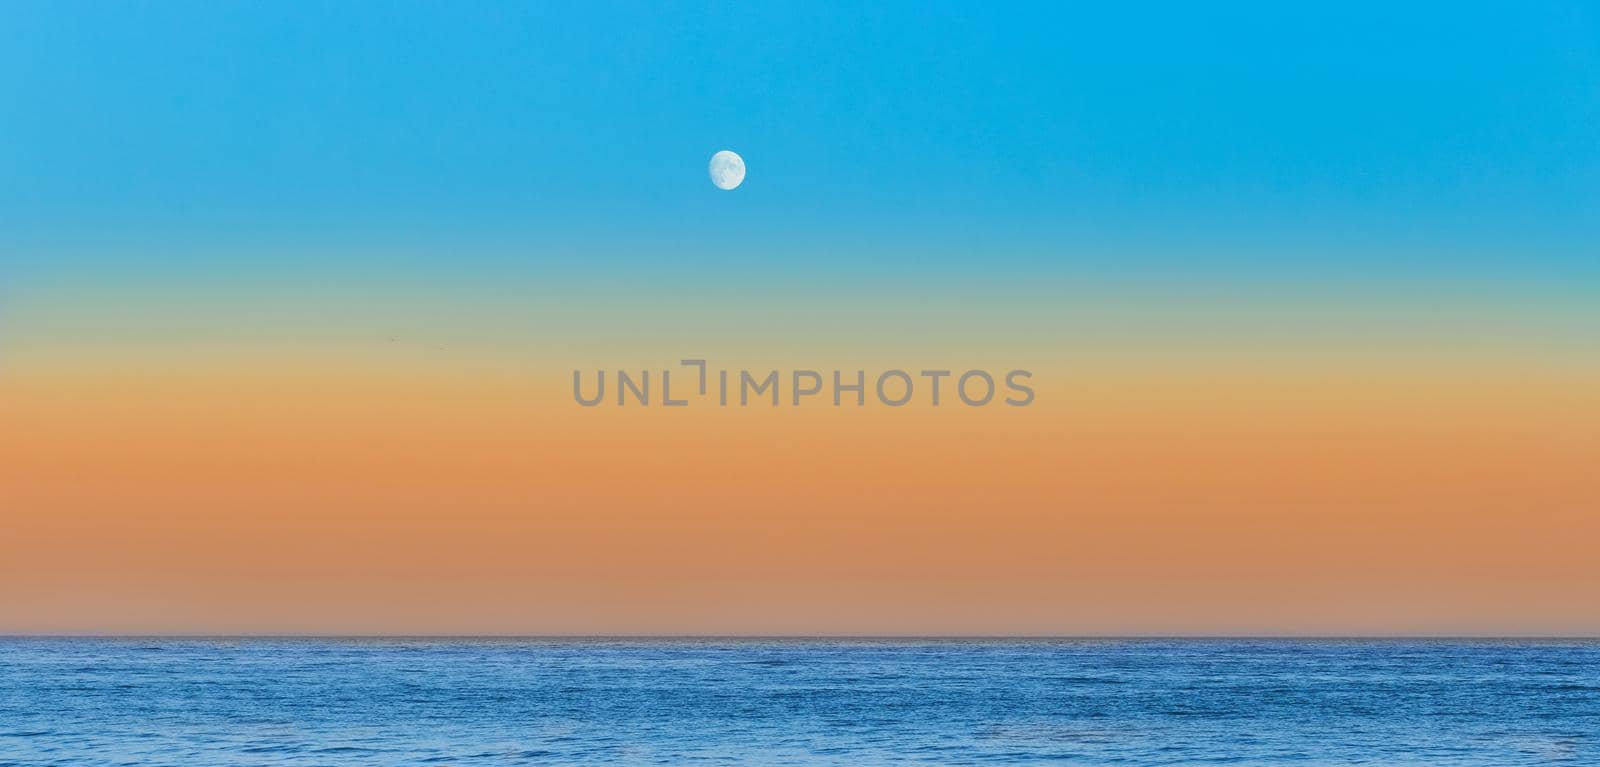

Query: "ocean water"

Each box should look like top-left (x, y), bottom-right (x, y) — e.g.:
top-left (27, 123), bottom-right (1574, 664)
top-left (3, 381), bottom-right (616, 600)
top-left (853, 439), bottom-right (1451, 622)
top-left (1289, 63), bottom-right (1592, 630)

top-left (1, 639), bottom-right (1596, 766)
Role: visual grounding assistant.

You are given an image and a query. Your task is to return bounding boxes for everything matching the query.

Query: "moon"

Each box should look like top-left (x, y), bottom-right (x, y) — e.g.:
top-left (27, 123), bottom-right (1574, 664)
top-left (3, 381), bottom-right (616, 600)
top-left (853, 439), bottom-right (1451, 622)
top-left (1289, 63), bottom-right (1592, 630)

top-left (709, 150), bottom-right (745, 190)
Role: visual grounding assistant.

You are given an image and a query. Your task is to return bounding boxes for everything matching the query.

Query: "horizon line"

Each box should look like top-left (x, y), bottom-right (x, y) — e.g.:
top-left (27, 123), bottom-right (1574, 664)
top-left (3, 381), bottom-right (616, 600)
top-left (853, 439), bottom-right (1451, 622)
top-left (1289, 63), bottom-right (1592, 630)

top-left (4, 633), bottom-right (1599, 641)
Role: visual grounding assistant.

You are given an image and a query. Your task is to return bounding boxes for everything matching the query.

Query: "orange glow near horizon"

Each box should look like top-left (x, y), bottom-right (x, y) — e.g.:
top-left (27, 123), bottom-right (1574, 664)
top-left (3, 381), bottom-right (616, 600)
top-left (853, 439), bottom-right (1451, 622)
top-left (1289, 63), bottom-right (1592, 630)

top-left (4, 350), bottom-right (1596, 636)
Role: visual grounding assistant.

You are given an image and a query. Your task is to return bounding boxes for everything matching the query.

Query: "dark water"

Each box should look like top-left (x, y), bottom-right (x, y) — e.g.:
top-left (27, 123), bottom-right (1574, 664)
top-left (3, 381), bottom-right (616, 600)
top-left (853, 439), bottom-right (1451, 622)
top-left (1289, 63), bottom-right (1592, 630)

top-left (1, 639), bottom-right (1597, 766)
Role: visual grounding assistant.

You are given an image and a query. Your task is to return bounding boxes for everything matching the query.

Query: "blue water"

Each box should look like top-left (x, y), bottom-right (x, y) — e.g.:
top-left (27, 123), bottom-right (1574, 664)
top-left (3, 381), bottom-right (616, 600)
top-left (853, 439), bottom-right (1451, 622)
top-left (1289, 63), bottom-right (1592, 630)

top-left (1, 639), bottom-right (1596, 766)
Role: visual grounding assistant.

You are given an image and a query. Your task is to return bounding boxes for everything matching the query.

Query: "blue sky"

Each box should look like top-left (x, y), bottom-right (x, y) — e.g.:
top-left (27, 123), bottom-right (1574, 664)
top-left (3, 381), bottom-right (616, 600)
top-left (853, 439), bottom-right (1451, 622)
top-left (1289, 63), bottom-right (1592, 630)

top-left (2, 1), bottom-right (1597, 278)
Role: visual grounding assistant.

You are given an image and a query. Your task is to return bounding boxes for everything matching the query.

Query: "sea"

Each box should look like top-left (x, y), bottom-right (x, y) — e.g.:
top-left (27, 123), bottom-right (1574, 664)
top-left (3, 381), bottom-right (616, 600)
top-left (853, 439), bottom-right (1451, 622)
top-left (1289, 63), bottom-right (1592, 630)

top-left (1, 638), bottom-right (1596, 766)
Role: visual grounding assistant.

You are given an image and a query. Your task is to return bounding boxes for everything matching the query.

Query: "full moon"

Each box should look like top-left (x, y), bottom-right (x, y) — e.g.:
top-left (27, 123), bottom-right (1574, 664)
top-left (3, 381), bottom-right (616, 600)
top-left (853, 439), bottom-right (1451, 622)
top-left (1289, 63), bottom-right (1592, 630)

top-left (709, 150), bottom-right (745, 190)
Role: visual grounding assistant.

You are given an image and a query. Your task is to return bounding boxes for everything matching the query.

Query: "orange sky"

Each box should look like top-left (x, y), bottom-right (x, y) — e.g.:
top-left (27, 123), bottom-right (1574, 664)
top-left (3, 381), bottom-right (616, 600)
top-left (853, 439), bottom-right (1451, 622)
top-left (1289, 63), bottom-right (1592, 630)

top-left (4, 353), bottom-right (1596, 635)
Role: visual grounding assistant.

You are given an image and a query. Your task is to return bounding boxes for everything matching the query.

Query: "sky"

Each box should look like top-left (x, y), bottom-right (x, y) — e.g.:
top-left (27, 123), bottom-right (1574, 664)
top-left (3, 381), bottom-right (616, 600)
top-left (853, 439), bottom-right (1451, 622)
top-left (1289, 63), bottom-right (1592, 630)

top-left (1, 1), bottom-right (1598, 634)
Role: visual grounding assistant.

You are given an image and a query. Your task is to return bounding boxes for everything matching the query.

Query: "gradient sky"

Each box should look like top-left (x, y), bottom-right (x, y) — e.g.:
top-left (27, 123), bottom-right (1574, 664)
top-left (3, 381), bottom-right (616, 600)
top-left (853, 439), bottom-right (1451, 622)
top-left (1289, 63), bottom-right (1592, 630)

top-left (2, 1), bottom-right (1598, 634)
